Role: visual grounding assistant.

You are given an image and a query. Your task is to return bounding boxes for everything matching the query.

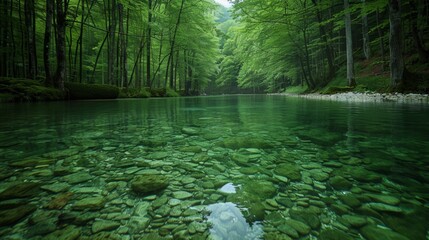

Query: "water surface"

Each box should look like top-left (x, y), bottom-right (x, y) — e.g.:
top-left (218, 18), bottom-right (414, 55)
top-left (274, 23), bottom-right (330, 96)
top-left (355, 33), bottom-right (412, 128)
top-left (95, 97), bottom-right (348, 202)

top-left (0, 95), bottom-right (428, 239)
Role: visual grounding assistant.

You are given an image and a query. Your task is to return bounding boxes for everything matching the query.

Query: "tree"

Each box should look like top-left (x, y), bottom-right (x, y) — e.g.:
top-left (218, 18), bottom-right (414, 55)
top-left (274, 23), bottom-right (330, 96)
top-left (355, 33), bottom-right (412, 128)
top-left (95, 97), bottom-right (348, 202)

top-left (388, 0), bottom-right (405, 90)
top-left (54, 0), bottom-right (69, 90)
top-left (44, 0), bottom-right (54, 86)
top-left (344, 0), bottom-right (356, 87)
top-left (24, 0), bottom-right (37, 79)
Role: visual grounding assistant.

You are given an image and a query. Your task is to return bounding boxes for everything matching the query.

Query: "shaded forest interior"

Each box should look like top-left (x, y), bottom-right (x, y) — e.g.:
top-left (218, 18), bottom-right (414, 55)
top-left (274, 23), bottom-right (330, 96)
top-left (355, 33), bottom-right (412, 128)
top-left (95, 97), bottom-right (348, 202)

top-left (0, 0), bottom-right (428, 100)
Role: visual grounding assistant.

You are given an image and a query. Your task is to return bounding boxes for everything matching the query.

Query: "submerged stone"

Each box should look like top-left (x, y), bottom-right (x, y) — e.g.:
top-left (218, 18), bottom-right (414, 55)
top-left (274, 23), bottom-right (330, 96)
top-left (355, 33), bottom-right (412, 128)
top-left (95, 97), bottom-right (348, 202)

top-left (172, 191), bottom-right (193, 200)
top-left (360, 225), bottom-right (409, 240)
top-left (319, 229), bottom-right (354, 240)
top-left (328, 176), bottom-right (352, 190)
top-left (274, 163), bottom-right (301, 181)
top-left (72, 196), bottom-right (105, 211)
top-left (366, 194), bottom-right (400, 205)
top-left (341, 214), bottom-right (367, 227)
top-left (0, 204), bottom-right (36, 226)
top-left (63, 172), bottom-right (92, 184)
top-left (365, 203), bottom-right (403, 213)
top-left (41, 182), bottom-right (70, 193)
top-left (0, 182), bottom-right (40, 200)
top-left (8, 158), bottom-right (54, 167)
top-left (44, 225), bottom-right (81, 240)
top-left (130, 175), bottom-right (169, 195)
top-left (92, 220), bottom-right (120, 233)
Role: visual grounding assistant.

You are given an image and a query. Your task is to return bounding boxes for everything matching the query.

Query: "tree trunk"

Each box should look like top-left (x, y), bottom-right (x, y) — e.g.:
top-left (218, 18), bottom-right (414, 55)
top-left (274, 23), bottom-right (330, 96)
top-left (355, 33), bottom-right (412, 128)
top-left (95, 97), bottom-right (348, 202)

top-left (44, 0), bottom-right (54, 86)
top-left (362, 0), bottom-right (371, 60)
top-left (376, 8), bottom-right (386, 72)
top-left (118, 3), bottom-right (124, 88)
top-left (344, 0), bottom-right (356, 87)
top-left (409, 0), bottom-right (429, 62)
top-left (146, 0), bottom-right (152, 88)
top-left (78, 0), bottom-right (84, 83)
top-left (166, 0), bottom-right (185, 89)
top-left (54, 0), bottom-right (68, 90)
top-left (389, 0), bottom-right (405, 90)
top-left (25, 0), bottom-right (37, 79)
top-left (108, 0), bottom-right (117, 85)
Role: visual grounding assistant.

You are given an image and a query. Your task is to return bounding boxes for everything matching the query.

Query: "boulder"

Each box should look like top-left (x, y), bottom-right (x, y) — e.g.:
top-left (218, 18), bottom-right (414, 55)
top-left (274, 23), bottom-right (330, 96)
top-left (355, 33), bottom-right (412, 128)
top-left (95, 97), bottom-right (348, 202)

top-left (130, 175), bottom-right (169, 195)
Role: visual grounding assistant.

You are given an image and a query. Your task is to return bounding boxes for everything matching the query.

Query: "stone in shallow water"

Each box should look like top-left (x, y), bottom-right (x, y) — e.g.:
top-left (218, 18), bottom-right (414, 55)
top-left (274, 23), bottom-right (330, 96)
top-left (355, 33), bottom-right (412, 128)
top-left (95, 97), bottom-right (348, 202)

top-left (278, 224), bottom-right (299, 238)
top-left (63, 172), bottom-right (92, 184)
top-left (309, 169), bottom-right (330, 181)
top-left (92, 220), bottom-right (120, 233)
top-left (366, 194), bottom-right (400, 205)
top-left (172, 191), bottom-right (193, 199)
top-left (130, 175), bottom-right (169, 195)
top-left (0, 182), bottom-right (40, 200)
top-left (44, 225), bottom-right (81, 240)
top-left (26, 219), bottom-right (57, 237)
top-left (147, 152), bottom-right (169, 160)
top-left (181, 127), bottom-right (199, 135)
top-left (72, 196), bottom-right (105, 211)
top-left (360, 225), bottom-right (409, 240)
top-left (0, 204), bottom-right (36, 226)
top-left (349, 168), bottom-right (381, 183)
top-left (284, 219), bottom-right (311, 235)
top-left (41, 182), bottom-right (70, 193)
top-left (274, 163), bottom-right (301, 181)
top-left (319, 229), bottom-right (354, 240)
top-left (46, 192), bottom-right (74, 210)
top-left (341, 214), bottom-right (367, 227)
top-left (328, 176), bottom-right (352, 190)
top-left (365, 203), bottom-right (403, 213)
top-left (8, 158), bottom-right (54, 167)
top-left (289, 208), bottom-right (321, 230)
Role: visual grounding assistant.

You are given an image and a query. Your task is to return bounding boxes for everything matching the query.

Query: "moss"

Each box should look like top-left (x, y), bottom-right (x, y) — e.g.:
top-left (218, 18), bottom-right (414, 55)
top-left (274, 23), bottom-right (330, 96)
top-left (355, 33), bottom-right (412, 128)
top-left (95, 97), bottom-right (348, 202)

top-left (148, 88), bottom-right (181, 97)
top-left (119, 88), bottom-right (151, 98)
top-left (65, 82), bottom-right (119, 100)
top-left (0, 78), bottom-right (64, 102)
top-left (284, 85), bottom-right (308, 94)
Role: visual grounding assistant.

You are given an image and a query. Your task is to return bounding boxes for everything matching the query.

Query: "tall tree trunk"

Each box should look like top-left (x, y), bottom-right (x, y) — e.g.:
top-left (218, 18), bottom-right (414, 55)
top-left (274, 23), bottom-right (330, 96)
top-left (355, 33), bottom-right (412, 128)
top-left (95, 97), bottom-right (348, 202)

top-left (344, 0), bottom-right (356, 87)
top-left (312, 0), bottom-right (336, 81)
top-left (409, 0), bottom-right (429, 62)
top-left (78, 0), bottom-right (84, 83)
top-left (108, 0), bottom-right (117, 85)
top-left (118, 3), bottom-right (124, 87)
top-left (54, 0), bottom-right (68, 90)
top-left (362, 0), bottom-right (371, 60)
top-left (25, 0), bottom-right (37, 79)
top-left (44, 0), bottom-right (54, 86)
top-left (166, 0), bottom-right (185, 89)
top-left (146, 0), bottom-right (152, 88)
top-left (389, 0), bottom-right (405, 90)
top-left (18, 0), bottom-right (25, 77)
top-left (376, 8), bottom-right (386, 72)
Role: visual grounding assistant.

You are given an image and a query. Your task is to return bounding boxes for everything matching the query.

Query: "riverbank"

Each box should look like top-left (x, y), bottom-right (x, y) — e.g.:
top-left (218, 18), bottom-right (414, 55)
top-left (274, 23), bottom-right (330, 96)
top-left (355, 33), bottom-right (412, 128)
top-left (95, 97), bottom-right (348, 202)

top-left (274, 92), bottom-right (429, 103)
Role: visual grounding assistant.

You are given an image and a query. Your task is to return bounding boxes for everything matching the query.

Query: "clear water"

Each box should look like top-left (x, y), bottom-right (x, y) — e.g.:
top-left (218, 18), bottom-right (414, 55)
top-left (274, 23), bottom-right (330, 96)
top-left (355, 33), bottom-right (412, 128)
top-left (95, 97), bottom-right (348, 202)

top-left (0, 95), bottom-right (428, 240)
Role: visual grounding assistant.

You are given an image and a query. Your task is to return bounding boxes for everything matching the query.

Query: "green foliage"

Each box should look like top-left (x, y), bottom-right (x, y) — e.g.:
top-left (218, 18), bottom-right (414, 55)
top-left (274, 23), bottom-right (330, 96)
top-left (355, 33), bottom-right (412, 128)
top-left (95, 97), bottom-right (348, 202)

top-left (284, 86), bottom-right (308, 94)
top-left (0, 78), bottom-right (64, 102)
top-left (65, 82), bottom-right (119, 100)
top-left (166, 88), bottom-right (180, 97)
top-left (321, 86), bottom-right (355, 95)
top-left (118, 88), bottom-right (151, 98)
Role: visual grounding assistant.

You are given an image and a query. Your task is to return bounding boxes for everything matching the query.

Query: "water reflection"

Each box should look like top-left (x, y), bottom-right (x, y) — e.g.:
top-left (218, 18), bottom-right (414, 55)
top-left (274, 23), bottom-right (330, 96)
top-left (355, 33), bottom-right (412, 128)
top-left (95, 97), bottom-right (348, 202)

top-left (219, 183), bottom-right (238, 194)
top-left (206, 202), bottom-right (263, 240)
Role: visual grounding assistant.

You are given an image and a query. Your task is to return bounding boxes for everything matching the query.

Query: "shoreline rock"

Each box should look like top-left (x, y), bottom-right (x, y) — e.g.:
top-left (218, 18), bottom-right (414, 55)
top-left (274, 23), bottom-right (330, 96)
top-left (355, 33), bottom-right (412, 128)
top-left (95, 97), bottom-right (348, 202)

top-left (273, 93), bottom-right (429, 103)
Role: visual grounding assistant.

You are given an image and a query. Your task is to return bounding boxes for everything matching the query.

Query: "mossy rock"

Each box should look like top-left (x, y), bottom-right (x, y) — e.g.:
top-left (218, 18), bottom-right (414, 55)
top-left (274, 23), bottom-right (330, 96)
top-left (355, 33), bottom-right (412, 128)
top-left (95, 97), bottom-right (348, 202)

top-left (119, 88), bottom-right (151, 98)
top-left (0, 77), bottom-right (64, 102)
top-left (65, 82), bottom-right (119, 100)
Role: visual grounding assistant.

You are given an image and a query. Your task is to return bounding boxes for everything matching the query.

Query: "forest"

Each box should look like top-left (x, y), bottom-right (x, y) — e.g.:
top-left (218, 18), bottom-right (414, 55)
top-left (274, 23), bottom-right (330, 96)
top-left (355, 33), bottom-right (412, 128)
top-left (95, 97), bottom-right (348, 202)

top-left (0, 0), bottom-right (428, 101)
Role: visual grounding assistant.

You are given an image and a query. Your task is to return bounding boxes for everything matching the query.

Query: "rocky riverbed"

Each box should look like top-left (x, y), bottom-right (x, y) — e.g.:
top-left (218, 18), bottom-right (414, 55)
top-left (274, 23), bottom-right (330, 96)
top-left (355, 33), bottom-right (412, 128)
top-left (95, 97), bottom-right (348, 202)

top-left (1, 96), bottom-right (429, 240)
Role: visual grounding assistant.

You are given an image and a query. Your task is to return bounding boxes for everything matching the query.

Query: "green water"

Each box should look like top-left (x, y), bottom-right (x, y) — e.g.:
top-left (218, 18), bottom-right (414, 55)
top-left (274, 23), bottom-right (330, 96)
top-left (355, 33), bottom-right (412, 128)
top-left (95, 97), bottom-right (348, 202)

top-left (0, 95), bottom-right (428, 240)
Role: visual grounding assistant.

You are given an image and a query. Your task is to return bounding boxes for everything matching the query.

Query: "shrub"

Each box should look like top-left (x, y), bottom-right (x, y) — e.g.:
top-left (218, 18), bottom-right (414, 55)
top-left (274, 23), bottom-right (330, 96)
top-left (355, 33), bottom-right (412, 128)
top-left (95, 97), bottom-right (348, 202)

top-left (166, 88), bottom-right (180, 97)
top-left (65, 82), bottom-right (119, 100)
top-left (119, 88), bottom-right (151, 98)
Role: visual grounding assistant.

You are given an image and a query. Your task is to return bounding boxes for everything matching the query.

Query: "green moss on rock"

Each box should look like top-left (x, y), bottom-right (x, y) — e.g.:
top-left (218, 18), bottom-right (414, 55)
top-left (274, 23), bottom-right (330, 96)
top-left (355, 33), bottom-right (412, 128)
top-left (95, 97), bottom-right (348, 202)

top-left (65, 82), bottom-right (119, 100)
